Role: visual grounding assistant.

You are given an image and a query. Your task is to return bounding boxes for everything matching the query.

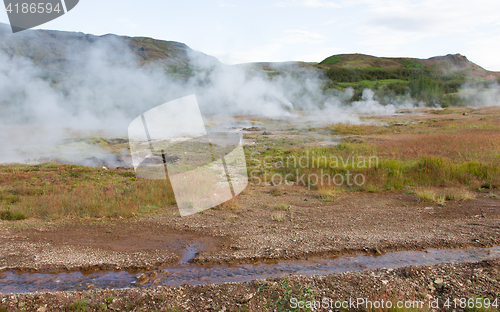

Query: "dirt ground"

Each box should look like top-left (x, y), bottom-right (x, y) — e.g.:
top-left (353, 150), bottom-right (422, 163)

top-left (1, 186), bottom-right (499, 273)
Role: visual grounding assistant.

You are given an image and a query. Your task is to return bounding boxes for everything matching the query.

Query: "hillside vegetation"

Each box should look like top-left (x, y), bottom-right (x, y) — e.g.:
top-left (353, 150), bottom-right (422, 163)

top-left (1, 23), bottom-right (499, 107)
top-left (0, 22), bottom-right (218, 79)
top-left (317, 53), bottom-right (500, 106)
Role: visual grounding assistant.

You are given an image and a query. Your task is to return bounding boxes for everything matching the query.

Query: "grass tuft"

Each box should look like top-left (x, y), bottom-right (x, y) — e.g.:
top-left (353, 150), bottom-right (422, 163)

top-left (0, 209), bottom-right (27, 221)
top-left (276, 203), bottom-right (290, 211)
top-left (271, 212), bottom-right (285, 222)
top-left (444, 188), bottom-right (475, 201)
top-left (416, 189), bottom-right (446, 206)
top-left (318, 187), bottom-right (339, 202)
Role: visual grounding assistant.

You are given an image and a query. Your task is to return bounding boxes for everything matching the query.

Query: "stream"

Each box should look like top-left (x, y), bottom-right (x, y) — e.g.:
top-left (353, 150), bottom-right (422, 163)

top-left (0, 245), bottom-right (499, 294)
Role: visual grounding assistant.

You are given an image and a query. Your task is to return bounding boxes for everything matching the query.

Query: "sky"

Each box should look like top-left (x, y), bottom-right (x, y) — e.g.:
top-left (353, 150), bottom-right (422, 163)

top-left (1, 0), bottom-right (500, 70)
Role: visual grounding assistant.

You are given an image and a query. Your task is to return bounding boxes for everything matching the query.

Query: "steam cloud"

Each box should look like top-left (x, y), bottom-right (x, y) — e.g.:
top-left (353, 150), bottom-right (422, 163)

top-left (0, 32), bottom-right (497, 165)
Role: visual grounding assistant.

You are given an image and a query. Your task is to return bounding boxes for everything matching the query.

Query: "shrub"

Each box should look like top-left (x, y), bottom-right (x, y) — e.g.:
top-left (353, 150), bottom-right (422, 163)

top-left (0, 209), bottom-right (27, 221)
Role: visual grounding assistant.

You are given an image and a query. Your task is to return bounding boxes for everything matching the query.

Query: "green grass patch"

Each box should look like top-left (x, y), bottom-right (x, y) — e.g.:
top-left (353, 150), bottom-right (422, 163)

top-left (320, 56), bottom-right (341, 65)
top-left (0, 209), bottom-right (27, 221)
top-left (401, 60), bottom-right (426, 69)
top-left (338, 79), bottom-right (408, 89)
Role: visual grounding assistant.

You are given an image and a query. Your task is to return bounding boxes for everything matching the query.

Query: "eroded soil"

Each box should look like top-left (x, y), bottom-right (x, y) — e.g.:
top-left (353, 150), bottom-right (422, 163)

top-left (1, 186), bottom-right (499, 273)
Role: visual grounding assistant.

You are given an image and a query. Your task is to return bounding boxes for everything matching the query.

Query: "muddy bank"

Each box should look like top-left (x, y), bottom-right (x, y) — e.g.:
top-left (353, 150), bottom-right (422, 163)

top-left (0, 246), bottom-right (498, 294)
top-left (1, 259), bottom-right (499, 311)
top-left (1, 189), bottom-right (499, 273)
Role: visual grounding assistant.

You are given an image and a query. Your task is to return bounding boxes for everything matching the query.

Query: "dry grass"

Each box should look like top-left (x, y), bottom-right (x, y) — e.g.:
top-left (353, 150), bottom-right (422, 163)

top-left (417, 187), bottom-right (475, 206)
top-left (271, 212), bottom-right (285, 222)
top-left (317, 187), bottom-right (339, 202)
top-left (375, 131), bottom-right (500, 164)
top-left (444, 188), bottom-right (475, 201)
top-left (416, 189), bottom-right (438, 202)
top-left (0, 163), bottom-right (176, 220)
top-left (329, 123), bottom-right (388, 135)
top-left (416, 189), bottom-right (446, 206)
top-left (214, 197), bottom-right (240, 210)
top-left (254, 114), bottom-right (500, 192)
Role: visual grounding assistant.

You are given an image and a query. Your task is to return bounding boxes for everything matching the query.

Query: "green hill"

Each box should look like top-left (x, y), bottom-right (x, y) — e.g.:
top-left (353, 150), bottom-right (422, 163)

top-left (1, 23), bottom-right (499, 107)
top-left (0, 23), bottom-right (219, 78)
top-left (318, 53), bottom-right (500, 79)
top-left (314, 53), bottom-right (500, 106)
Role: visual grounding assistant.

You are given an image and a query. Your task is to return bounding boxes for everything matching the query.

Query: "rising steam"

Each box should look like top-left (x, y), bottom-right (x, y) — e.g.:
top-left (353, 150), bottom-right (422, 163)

top-left (0, 30), bottom-right (497, 165)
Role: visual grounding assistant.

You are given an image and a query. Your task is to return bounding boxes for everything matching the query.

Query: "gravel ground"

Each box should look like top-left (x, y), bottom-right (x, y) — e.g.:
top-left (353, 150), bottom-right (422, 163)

top-left (0, 259), bottom-right (499, 311)
top-left (1, 188), bottom-right (499, 272)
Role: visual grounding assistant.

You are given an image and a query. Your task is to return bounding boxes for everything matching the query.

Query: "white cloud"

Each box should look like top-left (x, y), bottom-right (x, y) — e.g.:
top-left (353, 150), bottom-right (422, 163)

top-left (216, 0), bottom-right (237, 8)
top-left (467, 35), bottom-right (500, 71)
top-left (278, 30), bottom-right (327, 44)
top-left (274, 0), bottom-right (342, 8)
top-left (116, 18), bottom-right (139, 29)
top-left (209, 43), bottom-right (285, 64)
top-left (363, 0), bottom-right (500, 35)
top-left (208, 30), bottom-right (328, 64)
top-left (354, 0), bottom-right (500, 51)
top-left (294, 47), bottom-right (339, 62)
top-left (274, 0), bottom-right (379, 8)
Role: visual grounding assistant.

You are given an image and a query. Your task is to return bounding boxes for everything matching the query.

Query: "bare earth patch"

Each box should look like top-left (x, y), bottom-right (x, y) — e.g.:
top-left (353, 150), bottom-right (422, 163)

top-left (0, 186), bottom-right (499, 273)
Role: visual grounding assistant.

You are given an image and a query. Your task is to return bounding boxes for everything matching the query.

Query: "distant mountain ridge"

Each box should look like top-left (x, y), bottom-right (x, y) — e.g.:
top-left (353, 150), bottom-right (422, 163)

top-left (0, 23), bottom-right (219, 76)
top-left (0, 23), bottom-right (499, 80)
top-left (318, 53), bottom-right (500, 79)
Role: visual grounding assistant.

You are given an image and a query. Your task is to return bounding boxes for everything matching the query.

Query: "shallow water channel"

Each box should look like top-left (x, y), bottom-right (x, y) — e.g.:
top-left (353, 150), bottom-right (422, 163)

top-left (0, 245), bottom-right (499, 294)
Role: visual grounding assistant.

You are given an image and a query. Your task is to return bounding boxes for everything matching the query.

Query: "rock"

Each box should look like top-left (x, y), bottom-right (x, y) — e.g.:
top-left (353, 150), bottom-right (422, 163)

top-left (37, 306), bottom-right (47, 312)
top-left (242, 127), bottom-right (259, 132)
top-left (108, 299), bottom-right (121, 311)
top-left (238, 293), bottom-right (254, 304)
top-left (434, 278), bottom-right (444, 284)
top-left (262, 131), bottom-right (274, 135)
top-left (136, 271), bottom-right (157, 284)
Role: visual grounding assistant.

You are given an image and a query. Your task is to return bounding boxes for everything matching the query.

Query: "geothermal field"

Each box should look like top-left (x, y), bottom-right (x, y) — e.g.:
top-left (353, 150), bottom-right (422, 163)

top-left (0, 23), bottom-right (500, 311)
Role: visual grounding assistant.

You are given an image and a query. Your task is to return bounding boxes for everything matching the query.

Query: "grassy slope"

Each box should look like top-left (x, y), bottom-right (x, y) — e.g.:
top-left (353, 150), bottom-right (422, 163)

top-left (248, 107), bottom-right (500, 197)
top-left (311, 53), bottom-right (500, 106)
top-left (0, 22), bottom-right (219, 78)
top-left (317, 53), bottom-right (500, 79)
top-left (1, 21), bottom-right (498, 92)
